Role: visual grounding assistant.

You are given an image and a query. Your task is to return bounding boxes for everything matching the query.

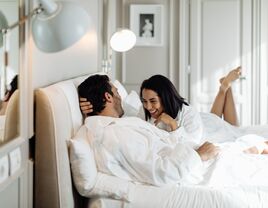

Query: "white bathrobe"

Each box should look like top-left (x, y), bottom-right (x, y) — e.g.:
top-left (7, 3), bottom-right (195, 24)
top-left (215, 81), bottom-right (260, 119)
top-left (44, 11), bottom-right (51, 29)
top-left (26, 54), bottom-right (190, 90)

top-left (148, 105), bottom-right (203, 146)
top-left (149, 104), bottom-right (246, 144)
top-left (148, 104), bottom-right (267, 154)
top-left (85, 116), bottom-right (204, 186)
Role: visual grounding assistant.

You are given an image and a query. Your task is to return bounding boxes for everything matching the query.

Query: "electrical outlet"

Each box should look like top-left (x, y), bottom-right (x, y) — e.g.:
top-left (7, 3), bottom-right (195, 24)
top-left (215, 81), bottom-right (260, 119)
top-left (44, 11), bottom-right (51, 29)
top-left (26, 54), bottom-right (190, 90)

top-left (9, 147), bottom-right (21, 175)
top-left (0, 155), bottom-right (9, 183)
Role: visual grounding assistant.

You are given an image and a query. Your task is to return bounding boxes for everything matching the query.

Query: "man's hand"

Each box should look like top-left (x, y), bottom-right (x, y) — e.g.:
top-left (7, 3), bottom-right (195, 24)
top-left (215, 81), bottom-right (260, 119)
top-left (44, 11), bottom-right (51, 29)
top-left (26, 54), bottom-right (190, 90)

top-left (79, 97), bottom-right (93, 115)
top-left (196, 142), bottom-right (220, 161)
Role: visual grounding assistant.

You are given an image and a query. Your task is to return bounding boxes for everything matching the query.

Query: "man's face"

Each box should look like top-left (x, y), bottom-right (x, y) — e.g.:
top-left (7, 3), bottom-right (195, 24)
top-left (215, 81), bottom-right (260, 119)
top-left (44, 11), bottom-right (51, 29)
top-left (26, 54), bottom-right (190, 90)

top-left (110, 83), bottom-right (124, 117)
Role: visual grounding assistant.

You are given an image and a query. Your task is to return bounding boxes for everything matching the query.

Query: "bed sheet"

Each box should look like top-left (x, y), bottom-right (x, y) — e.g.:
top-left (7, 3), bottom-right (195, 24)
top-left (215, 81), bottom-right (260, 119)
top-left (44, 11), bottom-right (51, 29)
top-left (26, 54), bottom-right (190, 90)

top-left (89, 183), bottom-right (268, 208)
top-left (129, 184), bottom-right (268, 208)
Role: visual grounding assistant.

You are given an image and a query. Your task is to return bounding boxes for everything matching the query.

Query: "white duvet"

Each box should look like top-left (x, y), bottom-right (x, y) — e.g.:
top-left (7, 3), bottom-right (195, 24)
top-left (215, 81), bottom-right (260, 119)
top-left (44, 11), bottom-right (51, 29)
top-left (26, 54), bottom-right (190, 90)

top-left (193, 112), bottom-right (268, 187)
top-left (127, 123), bottom-right (268, 208)
top-left (86, 114), bottom-right (268, 186)
top-left (86, 112), bottom-right (268, 208)
top-left (200, 140), bottom-right (268, 187)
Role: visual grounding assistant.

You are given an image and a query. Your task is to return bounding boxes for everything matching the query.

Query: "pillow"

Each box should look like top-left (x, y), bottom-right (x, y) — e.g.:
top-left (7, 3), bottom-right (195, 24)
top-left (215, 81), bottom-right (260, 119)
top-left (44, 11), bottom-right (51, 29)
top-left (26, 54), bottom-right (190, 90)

top-left (113, 80), bottom-right (128, 100)
top-left (122, 90), bottom-right (143, 117)
top-left (69, 126), bottom-right (97, 196)
top-left (69, 125), bottom-right (133, 201)
top-left (89, 172), bottom-right (133, 202)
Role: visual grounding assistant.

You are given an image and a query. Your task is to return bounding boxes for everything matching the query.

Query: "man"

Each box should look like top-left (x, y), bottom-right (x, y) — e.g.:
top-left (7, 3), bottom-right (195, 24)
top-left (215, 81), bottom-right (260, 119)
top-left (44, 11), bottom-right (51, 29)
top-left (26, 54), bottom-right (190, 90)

top-left (78, 74), bottom-right (219, 186)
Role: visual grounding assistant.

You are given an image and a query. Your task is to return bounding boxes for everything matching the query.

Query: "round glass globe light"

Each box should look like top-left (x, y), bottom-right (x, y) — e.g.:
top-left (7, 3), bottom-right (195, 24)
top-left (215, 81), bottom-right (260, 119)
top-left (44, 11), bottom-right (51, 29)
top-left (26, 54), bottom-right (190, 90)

top-left (110, 29), bottom-right (136, 52)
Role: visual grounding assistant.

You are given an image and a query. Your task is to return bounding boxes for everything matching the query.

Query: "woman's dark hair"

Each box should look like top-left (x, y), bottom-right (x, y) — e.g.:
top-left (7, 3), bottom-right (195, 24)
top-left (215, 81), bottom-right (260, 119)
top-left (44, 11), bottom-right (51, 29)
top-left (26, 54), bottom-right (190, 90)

top-left (78, 74), bottom-right (113, 116)
top-left (140, 74), bottom-right (188, 120)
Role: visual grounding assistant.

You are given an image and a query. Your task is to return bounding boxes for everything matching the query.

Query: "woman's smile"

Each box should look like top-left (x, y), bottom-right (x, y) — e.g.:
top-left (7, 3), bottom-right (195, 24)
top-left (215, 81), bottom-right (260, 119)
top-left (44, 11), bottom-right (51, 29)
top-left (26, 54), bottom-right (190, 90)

top-left (142, 89), bottom-right (164, 119)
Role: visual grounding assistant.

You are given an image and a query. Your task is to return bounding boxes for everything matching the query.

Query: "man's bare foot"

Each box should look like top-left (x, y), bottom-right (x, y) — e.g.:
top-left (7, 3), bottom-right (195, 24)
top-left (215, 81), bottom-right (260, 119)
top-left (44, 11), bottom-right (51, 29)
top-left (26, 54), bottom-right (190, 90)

top-left (220, 66), bottom-right (241, 93)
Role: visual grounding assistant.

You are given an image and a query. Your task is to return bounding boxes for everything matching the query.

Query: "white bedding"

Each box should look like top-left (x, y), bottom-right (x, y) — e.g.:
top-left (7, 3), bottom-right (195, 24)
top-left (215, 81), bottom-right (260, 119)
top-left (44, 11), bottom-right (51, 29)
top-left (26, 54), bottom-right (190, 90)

top-left (243, 124), bottom-right (268, 138)
top-left (89, 183), bottom-right (268, 208)
top-left (128, 184), bottom-right (268, 208)
top-left (201, 112), bottom-right (268, 143)
top-left (88, 124), bottom-right (268, 208)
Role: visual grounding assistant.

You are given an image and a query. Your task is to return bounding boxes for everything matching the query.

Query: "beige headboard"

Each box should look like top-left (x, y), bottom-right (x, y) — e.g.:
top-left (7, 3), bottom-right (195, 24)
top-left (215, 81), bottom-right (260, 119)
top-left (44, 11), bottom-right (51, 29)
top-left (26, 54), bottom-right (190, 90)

top-left (35, 75), bottom-right (89, 208)
top-left (3, 90), bottom-right (19, 143)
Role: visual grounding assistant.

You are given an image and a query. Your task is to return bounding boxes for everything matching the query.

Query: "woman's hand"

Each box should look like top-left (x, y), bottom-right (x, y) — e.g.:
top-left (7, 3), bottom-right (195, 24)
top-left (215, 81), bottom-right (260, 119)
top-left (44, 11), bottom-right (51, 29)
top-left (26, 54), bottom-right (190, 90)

top-left (79, 97), bottom-right (93, 115)
top-left (154, 112), bottom-right (178, 131)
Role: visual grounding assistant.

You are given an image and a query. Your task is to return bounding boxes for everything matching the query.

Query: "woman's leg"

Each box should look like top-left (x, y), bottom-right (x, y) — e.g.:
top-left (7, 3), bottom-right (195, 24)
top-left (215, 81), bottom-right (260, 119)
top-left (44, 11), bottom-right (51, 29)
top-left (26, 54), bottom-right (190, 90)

top-left (222, 87), bottom-right (239, 126)
top-left (210, 67), bottom-right (241, 124)
top-left (210, 83), bottom-right (227, 118)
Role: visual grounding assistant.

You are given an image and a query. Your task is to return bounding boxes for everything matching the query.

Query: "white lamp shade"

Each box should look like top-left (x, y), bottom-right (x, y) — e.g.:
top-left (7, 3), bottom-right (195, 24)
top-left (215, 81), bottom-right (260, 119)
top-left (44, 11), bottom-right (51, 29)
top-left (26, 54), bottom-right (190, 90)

top-left (110, 29), bottom-right (136, 52)
top-left (32, 1), bottom-right (90, 52)
top-left (0, 10), bottom-right (8, 47)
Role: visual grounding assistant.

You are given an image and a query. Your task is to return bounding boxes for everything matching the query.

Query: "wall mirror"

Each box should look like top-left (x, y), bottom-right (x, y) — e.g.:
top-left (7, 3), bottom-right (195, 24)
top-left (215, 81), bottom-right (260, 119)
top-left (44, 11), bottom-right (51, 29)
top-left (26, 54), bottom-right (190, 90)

top-left (0, 0), bottom-right (19, 145)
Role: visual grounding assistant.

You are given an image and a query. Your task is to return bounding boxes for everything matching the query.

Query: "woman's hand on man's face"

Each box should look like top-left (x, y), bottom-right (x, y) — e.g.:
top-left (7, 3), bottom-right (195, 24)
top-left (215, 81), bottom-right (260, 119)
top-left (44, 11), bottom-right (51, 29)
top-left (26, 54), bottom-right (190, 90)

top-left (79, 97), bottom-right (93, 115)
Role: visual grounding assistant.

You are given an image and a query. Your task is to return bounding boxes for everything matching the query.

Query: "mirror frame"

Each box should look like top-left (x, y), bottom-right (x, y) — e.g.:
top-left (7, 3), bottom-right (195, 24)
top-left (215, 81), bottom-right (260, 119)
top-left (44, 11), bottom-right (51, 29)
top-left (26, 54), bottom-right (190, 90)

top-left (0, 0), bottom-right (33, 157)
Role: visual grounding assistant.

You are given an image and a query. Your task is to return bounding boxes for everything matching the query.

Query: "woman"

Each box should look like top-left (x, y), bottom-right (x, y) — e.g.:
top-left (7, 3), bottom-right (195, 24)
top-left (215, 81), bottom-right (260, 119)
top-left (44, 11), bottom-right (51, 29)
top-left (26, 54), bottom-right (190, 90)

top-left (140, 68), bottom-right (268, 154)
top-left (139, 68), bottom-right (241, 143)
top-left (139, 74), bottom-right (203, 145)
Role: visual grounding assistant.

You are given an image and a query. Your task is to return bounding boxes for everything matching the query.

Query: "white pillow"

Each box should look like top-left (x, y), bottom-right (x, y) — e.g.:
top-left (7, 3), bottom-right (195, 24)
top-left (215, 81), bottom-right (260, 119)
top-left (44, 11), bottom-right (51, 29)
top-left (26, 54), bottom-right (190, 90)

top-left (113, 80), bottom-right (128, 100)
top-left (69, 126), bottom-right (97, 196)
top-left (112, 80), bottom-right (143, 117)
top-left (122, 90), bottom-right (143, 117)
top-left (69, 125), bottom-right (133, 201)
top-left (90, 172), bottom-right (133, 202)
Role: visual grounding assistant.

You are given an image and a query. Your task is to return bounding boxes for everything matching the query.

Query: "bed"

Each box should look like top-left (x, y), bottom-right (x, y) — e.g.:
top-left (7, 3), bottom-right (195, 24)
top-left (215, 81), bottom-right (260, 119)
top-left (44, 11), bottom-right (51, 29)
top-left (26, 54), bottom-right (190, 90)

top-left (34, 74), bottom-right (268, 208)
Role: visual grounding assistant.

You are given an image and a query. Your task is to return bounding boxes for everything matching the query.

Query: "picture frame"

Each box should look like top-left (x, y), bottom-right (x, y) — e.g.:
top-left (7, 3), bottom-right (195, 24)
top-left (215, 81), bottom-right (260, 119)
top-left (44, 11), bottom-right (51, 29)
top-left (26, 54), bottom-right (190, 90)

top-left (130, 4), bottom-right (164, 46)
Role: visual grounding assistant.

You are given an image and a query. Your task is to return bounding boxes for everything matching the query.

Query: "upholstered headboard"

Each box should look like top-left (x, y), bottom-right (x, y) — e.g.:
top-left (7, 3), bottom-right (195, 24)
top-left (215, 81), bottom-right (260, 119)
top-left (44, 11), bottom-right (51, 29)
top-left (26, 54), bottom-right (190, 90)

top-left (35, 75), bottom-right (89, 208)
top-left (3, 90), bottom-right (19, 143)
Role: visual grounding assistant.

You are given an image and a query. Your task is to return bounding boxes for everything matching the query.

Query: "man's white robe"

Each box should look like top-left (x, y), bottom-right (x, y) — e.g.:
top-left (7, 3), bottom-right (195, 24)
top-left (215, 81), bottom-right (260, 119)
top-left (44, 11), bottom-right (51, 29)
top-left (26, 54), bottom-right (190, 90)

top-left (86, 116), bottom-right (204, 186)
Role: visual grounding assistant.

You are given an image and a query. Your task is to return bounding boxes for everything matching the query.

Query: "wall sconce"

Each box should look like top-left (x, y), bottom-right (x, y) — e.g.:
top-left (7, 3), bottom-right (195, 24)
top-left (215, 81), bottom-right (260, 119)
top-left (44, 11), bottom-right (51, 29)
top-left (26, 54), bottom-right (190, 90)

top-left (102, 28), bottom-right (136, 74)
top-left (0, 0), bottom-right (90, 97)
top-left (1, 0), bottom-right (90, 52)
top-left (110, 28), bottom-right (136, 52)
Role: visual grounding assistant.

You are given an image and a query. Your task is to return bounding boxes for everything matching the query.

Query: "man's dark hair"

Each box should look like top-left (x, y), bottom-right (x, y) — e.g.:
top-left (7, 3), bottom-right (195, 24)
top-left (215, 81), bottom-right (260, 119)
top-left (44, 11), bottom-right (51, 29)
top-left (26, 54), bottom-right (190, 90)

top-left (140, 74), bottom-right (188, 121)
top-left (78, 74), bottom-right (113, 116)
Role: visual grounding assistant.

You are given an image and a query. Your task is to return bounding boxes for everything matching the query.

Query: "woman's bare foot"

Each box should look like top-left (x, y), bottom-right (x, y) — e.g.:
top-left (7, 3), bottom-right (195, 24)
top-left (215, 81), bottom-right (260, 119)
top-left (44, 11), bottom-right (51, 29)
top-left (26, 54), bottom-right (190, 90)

top-left (219, 77), bottom-right (225, 84)
top-left (243, 146), bottom-right (259, 154)
top-left (262, 141), bottom-right (268, 154)
top-left (243, 141), bottom-right (268, 154)
top-left (220, 66), bottom-right (241, 93)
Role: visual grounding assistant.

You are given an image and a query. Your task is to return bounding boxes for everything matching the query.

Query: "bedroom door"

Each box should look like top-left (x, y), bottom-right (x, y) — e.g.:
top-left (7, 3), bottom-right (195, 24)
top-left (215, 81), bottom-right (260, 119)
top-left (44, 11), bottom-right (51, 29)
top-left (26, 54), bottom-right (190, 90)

top-left (188, 0), bottom-right (253, 125)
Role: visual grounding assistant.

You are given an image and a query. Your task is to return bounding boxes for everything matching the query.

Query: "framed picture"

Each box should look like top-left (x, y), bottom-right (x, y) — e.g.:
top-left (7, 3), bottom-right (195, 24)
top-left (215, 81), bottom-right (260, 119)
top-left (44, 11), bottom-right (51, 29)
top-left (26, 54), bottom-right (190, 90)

top-left (130, 4), bottom-right (164, 46)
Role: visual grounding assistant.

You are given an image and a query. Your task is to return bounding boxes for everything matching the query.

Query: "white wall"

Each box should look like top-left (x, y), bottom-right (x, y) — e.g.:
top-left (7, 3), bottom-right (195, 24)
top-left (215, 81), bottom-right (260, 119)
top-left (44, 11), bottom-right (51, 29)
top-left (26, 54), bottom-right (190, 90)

top-left (121, 0), bottom-right (169, 92)
top-left (32, 0), bottom-right (101, 88)
top-left (108, 0), bottom-right (178, 93)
